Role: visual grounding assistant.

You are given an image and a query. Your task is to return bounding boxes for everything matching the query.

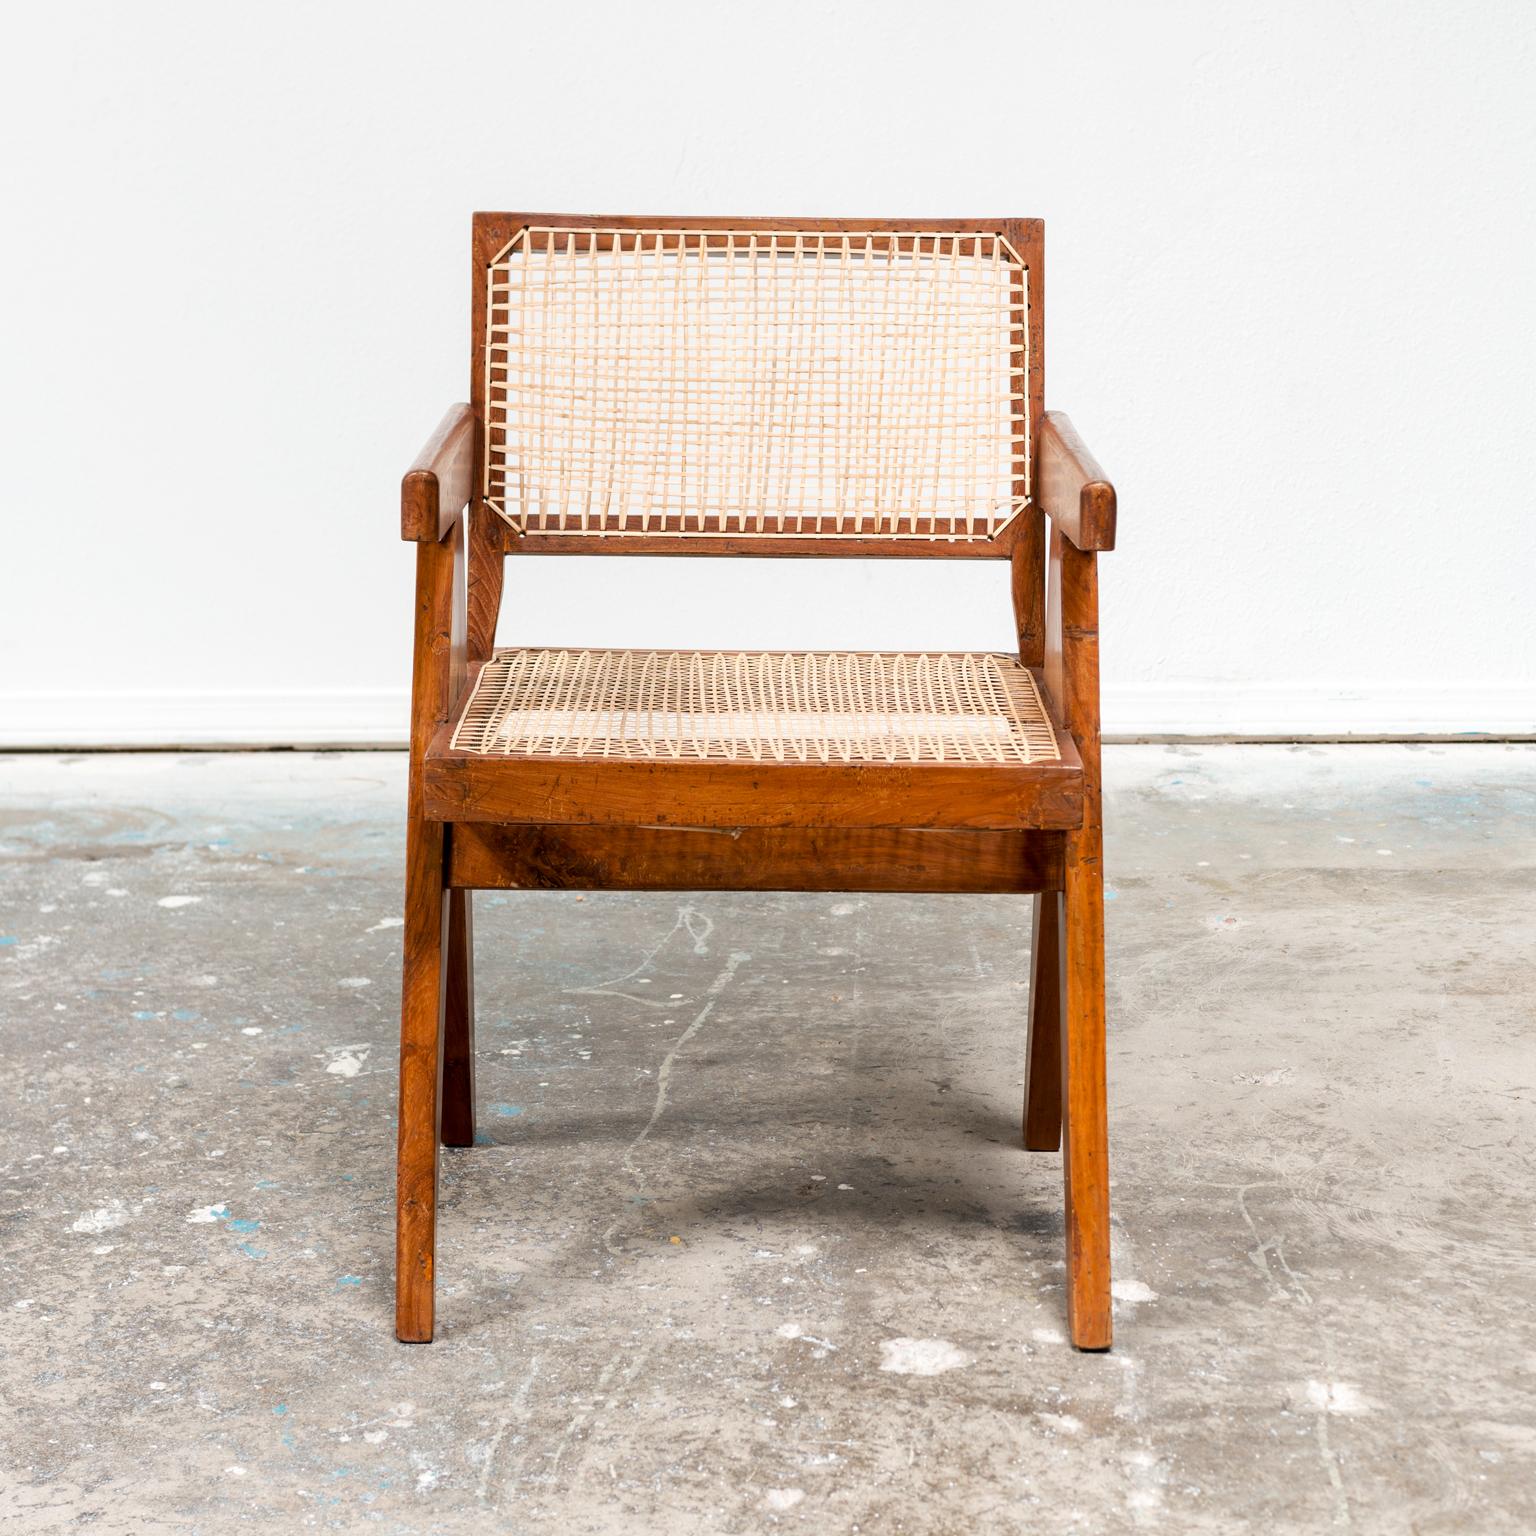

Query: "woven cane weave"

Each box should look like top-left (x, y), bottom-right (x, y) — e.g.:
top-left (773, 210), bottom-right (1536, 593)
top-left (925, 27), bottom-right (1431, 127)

top-left (483, 228), bottom-right (1029, 541)
top-left (451, 649), bottom-right (1060, 765)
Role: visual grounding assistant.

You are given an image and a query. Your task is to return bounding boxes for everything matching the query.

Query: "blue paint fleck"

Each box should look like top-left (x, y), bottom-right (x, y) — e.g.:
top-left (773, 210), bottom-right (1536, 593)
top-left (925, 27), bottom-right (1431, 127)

top-left (489, 1103), bottom-right (524, 1118)
top-left (237, 1242), bottom-right (267, 1260)
top-left (225, 1217), bottom-right (261, 1234)
top-left (171, 1009), bottom-right (200, 1022)
top-left (474, 1131), bottom-right (493, 1146)
top-left (132, 1010), bottom-right (157, 1021)
top-left (1103, 887), bottom-right (1119, 901)
top-left (273, 1403), bottom-right (289, 1416)
top-left (336, 1274), bottom-right (363, 1287)
top-left (0, 937), bottom-right (17, 947)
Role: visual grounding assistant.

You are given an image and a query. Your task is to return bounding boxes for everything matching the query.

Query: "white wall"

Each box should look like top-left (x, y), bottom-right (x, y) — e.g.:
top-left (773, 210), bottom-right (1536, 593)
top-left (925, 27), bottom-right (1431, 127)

top-left (2, 0), bottom-right (1533, 745)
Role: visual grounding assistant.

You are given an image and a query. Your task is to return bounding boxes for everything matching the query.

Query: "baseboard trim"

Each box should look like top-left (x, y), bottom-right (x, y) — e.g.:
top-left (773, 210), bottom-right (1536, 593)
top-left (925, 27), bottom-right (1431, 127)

top-left (0, 682), bottom-right (1531, 751)
top-left (1099, 682), bottom-right (1536, 740)
top-left (0, 689), bottom-right (412, 749)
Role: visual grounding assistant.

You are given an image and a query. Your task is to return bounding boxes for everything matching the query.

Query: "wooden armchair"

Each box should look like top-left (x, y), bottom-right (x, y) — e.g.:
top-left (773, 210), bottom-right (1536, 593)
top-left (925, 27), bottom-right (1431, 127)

top-left (396, 216), bottom-right (1118, 1349)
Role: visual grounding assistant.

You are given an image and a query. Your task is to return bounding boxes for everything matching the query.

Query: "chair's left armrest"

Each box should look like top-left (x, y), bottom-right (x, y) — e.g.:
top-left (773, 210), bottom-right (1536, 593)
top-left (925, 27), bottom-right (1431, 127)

top-left (401, 403), bottom-right (474, 542)
top-left (1039, 411), bottom-right (1116, 552)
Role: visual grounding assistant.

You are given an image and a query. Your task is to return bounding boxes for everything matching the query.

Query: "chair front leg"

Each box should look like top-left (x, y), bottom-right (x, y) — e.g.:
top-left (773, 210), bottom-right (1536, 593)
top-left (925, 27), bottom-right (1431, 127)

top-left (396, 809), bottom-right (449, 1342)
top-left (1061, 828), bottom-right (1111, 1349)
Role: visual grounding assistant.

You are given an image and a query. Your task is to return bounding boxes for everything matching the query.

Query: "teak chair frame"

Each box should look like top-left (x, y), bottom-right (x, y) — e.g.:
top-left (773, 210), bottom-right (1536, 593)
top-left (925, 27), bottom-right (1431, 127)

top-left (396, 214), bottom-right (1118, 1349)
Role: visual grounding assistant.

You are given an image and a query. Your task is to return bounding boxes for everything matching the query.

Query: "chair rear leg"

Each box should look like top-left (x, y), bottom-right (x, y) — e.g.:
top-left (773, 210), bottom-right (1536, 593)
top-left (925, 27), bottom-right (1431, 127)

top-left (1023, 890), bottom-right (1063, 1150)
top-left (396, 813), bottom-right (448, 1343)
top-left (1062, 832), bottom-right (1112, 1349)
top-left (440, 890), bottom-right (476, 1148)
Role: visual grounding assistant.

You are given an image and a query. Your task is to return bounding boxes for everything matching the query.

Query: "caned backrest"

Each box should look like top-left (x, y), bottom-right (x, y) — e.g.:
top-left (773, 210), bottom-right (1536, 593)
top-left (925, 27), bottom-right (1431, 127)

top-left (471, 215), bottom-right (1043, 555)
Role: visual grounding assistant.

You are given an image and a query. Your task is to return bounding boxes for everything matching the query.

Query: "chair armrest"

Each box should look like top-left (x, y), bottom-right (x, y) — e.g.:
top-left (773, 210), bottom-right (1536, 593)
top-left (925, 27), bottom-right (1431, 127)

top-left (401, 403), bottom-right (474, 542)
top-left (1039, 412), bottom-right (1116, 552)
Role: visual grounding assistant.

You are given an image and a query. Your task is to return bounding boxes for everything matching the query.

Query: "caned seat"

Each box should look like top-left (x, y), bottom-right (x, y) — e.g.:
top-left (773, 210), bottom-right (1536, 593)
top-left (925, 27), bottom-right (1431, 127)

top-left (424, 647), bottom-right (1083, 830)
top-left (450, 648), bottom-right (1062, 764)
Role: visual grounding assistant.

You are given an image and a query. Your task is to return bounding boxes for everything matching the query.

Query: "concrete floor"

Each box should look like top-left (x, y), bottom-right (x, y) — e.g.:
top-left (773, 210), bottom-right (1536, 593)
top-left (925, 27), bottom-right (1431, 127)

top-left (1, 746), bottom-right (1533, 1534)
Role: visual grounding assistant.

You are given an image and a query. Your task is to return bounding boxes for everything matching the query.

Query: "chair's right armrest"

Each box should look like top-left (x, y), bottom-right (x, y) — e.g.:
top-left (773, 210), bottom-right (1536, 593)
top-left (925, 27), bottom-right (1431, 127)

top-left (1039, 411), bottom-right (1116, 552)
top-left (401, 404), bottom-right (474, 542)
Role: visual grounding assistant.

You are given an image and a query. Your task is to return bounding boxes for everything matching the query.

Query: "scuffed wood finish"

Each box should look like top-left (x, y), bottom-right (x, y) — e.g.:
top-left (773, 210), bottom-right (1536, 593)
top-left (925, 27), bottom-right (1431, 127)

top-left (395, 806), bottom-right (446, 1343)
top-left (424, 743), bottom-right (1084, 832)
top-left (1023, 891), bottom-right (1063, 1150)
top-left (439, 887), bottom-right (475, 1148)
top-left (474, 210), bottom-right (1044, 244)
top-left (1039, 412), bottom-right (1116, 553)
top-left (466, 221), bottom-right (506, 662)
top-left (401, 404), bottom-right (474, 543)
top-left (496, 527), bottom-right (1021, 560)
top-left (448, 822), bottom-right (1066, 894)
top-left (395, 505), bottom-right (469, 1343)
top-left (465, 509), bottom-right (504, 664)
top-left (471, 212), bottom-right (1043, 561)
top-left (1011, 510), bottom-right (1047, 666)
top-left (1046, 526), bottom-right (1112, 1350)
top-left (397, 212), bottom-right (1121, 1350)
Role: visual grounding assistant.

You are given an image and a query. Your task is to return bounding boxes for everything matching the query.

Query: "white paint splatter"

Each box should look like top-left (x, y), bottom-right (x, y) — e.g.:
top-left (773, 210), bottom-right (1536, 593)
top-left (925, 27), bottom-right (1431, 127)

top-left (326, 1048), bottom-right (370, 1078)
top-left (338, 977), bottom-right (372, 989)
top-left (363, 1429), bottom-right (388, 1445)
top-left (1031, 1327), bottom-right (1066, 1345)
top-left (775, 1321), bottom-right (838, 1351)
top-left (763, 1488), bottom-right (805, 1511)
top-left (158, 895), bottom-right (202, 909)
top-left (1305, 1380), bottom-right (1371, 1415)
top-left (879, 1337), bottom-right (974, 1376)
top-left (71, 1201), bottom-right (129, 1235)
top-left (1234, 1066), bottom-right (1293, 1086)
top-left (366, 917), bottom-right (404, 933)
top-left (1112, 1280), bottom-right (1158, 1304)
top-left (1038, 1412), bottom-right (1083, 1434)
top-left (241, 1026), bottom-right (263, 1036)
top-left (185, 1203), bottom-right (229, 1224)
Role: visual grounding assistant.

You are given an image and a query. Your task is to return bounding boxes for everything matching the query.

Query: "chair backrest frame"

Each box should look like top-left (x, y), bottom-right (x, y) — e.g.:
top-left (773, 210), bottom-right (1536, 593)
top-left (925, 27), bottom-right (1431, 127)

top-left (469, 214), bottom-right (1044, 562)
